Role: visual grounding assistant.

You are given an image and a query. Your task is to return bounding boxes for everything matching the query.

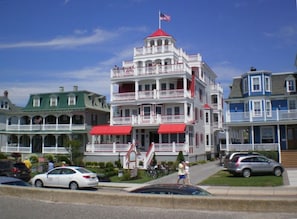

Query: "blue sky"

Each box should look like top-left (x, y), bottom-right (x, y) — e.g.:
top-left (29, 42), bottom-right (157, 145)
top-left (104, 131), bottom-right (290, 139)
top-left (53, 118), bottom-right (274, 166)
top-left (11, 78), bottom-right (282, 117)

top-left (0, 0), bottom-right (296, 106)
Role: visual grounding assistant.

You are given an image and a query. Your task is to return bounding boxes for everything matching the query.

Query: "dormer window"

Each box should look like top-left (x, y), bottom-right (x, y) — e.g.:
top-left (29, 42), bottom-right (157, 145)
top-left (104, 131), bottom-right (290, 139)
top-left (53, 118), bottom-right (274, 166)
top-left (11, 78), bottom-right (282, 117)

top-left (0, 101), bottom-right (9, 110)
top-left (33, 97), bottom-right (40, 107)
top-left (243, 78), bottom-right (248, 93)
top-left (265, 76), bottom-right (271, 91)
top-left (68, 94), bottom-right (76, 106)
top-left (286, 79), bottom-right (296, 92)
top-left (50, 96), bottom-right (57, 107)
top-left (251, 76), bottom-right (261, 92)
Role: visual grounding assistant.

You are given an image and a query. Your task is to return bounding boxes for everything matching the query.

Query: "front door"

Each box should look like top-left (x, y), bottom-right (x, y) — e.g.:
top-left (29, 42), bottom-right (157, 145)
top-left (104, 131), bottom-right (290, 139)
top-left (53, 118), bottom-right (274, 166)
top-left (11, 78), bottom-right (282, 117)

top-left (287, 126), bottom-right (297, 150)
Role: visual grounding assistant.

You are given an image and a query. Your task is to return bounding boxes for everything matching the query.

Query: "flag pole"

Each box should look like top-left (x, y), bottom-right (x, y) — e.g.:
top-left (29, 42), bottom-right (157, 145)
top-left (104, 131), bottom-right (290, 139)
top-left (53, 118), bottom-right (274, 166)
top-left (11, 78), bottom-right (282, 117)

top-left (159, 10), bottom-right (161, 29)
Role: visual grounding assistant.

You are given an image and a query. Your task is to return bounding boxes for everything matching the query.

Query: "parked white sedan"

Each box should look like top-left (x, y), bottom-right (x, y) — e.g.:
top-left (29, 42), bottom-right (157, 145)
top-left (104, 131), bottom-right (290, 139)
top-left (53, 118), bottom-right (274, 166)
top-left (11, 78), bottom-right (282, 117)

top-left (31, 166), bottom-right (98, 190)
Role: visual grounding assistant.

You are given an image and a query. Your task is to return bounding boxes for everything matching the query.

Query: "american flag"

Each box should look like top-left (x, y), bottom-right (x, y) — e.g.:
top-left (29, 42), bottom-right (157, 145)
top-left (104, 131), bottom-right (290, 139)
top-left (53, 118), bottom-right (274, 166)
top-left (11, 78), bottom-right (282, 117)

top-left (160, 13), bottom-right (171, 22)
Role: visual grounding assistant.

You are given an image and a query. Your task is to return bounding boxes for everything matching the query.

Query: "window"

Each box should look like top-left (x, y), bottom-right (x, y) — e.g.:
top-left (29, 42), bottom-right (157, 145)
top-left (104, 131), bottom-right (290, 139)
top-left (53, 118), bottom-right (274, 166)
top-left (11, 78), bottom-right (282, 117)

top-left (50, 96), bottom-right (57, 107)
top-left (68, 95), bottom-right (76, 106)
top-left (287, 80), bottom-right (296, 92)
top-left (265, 100), bottom-right (271, 117)
top-left (33, 97), bottom-right (40, 107)
top-left (288, 99), bottom-right (297, 111)
top-left (124, 109), bottom-right (130, 117)
top-left (156, 106), bottom-right (162, 115)
top-left (261, 126), bottom-right (274, 143)
top-left (174, 106), bottom-right (179, 115)
top-left (252, 100), bottom-right (262, 116)
top-left (243, 78), bottom-right (248, 93)
top-left (205, 112), bottom-right (209, 123)
top-left (206, 134), bottom-right (209, 145)
top-left (143, 106), bottom-right (150, 116)
top-left (166, 108), bottom-right (172, 115)
top-left (265, 76), bottom-right (271, 91)
top-left (251, 76), bottom-right (261, 92)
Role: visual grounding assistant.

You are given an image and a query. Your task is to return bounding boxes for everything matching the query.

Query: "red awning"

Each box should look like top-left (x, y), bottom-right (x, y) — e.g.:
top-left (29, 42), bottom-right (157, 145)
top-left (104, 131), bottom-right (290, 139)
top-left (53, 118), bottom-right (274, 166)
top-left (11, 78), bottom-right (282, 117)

top-left (90, 125), bottom-right (132, 135)
top-left (158, 124), bottom-right (186, 134)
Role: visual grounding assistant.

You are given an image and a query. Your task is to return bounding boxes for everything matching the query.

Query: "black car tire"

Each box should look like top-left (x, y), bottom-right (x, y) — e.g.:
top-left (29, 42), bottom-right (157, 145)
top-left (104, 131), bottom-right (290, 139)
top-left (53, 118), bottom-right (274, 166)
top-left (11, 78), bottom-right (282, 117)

top-left (274, 167), bottom-right (282, 177)
top-left (35, 179), bottom-right (43, 188)
top-left (69, 181), bottom-right (79, 190)
top-left (242, 168), bottom-right (251, 178)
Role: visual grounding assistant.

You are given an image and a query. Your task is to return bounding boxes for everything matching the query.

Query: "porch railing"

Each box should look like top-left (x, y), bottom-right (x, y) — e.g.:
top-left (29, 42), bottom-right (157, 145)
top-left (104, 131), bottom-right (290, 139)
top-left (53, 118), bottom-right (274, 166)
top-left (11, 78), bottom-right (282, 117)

top-left (226, 109), bottom-right (297, 123)
top-left (6, 124), bottom-right (86, 131)
top-left (111, 114), bottom-right (186, 125)
top-left (85, 142), bottom-right (187, 154)
top-left (221, 143), bottom-right (278, 151)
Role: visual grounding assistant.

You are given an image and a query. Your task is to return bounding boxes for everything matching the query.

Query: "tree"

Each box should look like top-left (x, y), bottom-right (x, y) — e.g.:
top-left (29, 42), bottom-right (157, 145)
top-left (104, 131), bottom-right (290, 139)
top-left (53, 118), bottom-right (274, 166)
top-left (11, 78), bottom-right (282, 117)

top-left (176, 151), bottom-right (185, 164)
top-left (65, 140), bottom-right (84, 166)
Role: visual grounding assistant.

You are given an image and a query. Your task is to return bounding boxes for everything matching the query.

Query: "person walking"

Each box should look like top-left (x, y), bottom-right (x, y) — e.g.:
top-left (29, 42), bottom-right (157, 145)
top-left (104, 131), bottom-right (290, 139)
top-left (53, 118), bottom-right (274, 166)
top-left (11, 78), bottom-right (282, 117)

top-left (48, 159), bottom-right (54, 171)
top-left (185, 161), bottom-right (191, 184)
top-left (177, 161), bottom-right (186, 184)
top-left (23, 157), bottom-right (32, 169)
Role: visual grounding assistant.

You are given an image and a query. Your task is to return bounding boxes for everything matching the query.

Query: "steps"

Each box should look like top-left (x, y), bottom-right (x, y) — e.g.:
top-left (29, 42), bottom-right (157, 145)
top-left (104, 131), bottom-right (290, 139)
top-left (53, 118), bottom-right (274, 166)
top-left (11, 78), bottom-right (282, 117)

top-left (281, 151), bottom-right (297, 168)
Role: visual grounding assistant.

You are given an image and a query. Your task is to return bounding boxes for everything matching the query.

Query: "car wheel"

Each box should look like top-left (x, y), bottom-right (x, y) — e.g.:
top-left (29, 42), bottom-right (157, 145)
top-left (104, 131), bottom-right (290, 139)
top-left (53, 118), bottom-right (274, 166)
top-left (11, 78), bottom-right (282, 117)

top-left (242, 169), bottom-right (251, 178)
top-left (35, 179), bottom-right (44, 188)
top-left (274, 167), bottom-right (282, 177)
top-left (69, 181), bottom-right (79, 190)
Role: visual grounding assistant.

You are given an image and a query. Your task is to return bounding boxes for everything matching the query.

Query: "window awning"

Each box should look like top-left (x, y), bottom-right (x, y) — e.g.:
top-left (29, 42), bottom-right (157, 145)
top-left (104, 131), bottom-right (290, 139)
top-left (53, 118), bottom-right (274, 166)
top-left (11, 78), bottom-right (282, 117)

top-left (90, 125), bottom-right (132, 135)
top-left (158, 124), bottom-right (186, 134)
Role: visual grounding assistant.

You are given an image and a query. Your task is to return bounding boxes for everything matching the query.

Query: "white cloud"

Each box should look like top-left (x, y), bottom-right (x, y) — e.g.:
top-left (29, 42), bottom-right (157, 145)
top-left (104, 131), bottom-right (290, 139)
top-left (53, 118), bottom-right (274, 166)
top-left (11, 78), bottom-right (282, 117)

top-left (0, 28), bottom-right (117, 49)
top-left (264, 25), bottom-right (297, 45)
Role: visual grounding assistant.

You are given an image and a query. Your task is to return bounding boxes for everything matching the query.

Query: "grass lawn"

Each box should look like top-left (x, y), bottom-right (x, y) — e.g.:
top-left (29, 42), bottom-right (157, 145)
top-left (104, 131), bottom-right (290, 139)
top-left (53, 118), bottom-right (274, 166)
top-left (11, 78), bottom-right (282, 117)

top-left (199, 170), bottom-right (283, 187)
top-left (110, 170), bottom-right (155, 183)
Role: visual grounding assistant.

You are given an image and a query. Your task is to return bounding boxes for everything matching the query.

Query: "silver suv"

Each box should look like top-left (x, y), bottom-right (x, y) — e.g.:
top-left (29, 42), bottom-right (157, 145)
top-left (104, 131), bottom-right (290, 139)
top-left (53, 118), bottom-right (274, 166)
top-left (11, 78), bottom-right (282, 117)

top-left (227, 155), bottom-right (284, 178)
top-left (223, 152), bottom-right (260, 168)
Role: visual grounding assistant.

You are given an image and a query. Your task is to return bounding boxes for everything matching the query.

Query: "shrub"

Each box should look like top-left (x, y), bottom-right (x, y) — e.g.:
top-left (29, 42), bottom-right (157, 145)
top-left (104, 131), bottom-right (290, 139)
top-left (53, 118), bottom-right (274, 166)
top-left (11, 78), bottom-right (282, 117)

top-left (29, 154), bottom-right (39, 163)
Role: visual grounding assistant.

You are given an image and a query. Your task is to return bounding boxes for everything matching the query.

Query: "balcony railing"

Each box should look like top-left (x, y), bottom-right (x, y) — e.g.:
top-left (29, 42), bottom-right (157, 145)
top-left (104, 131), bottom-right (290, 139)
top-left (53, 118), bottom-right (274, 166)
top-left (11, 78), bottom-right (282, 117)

top-left (85, 142), bottom-right (187, 154)
top-left (6, 124), bottom-right (86, 131)
top-left (112, 114), bottom-right (186, 125)
top-left (111, 63), bottom-right (191, 79)
top-left (226, 109), bottom-right (297, 123)
top-left (220, 143), bottom-right (279, 152)
top-left (112, 89), bottom-right (190, 102)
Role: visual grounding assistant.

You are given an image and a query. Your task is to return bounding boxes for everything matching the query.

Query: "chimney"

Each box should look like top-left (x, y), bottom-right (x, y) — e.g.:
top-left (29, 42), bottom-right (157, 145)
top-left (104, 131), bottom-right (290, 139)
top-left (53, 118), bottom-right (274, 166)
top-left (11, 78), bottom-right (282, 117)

top-left (59, 86), bottom-right (64, 92)
top-left (73, 85), bottom-right (78, 91)
top-left (4, 90), bottom-right (8, 97)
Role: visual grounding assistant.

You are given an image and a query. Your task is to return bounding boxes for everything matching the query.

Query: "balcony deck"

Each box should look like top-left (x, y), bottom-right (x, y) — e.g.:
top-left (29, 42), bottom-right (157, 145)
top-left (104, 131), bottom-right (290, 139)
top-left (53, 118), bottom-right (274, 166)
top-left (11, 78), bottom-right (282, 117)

top-left (226, 109), bottom-right (297, 124)
top-left (111, 63), bottom-right (191, 79)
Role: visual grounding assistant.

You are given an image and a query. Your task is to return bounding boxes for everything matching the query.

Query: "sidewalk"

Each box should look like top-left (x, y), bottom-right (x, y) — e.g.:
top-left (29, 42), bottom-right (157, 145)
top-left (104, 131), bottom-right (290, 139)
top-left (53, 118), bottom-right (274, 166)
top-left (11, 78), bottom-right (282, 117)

top-left (99, 160), bottom-right (297, 196)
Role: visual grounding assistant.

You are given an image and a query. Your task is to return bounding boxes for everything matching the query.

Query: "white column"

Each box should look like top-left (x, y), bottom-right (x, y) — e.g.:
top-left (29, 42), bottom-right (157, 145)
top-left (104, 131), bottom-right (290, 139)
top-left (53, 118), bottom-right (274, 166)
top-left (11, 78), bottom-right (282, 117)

top-left (155, 78), bottom-right (159, 99)
top-left (251, 126), bottom-right (254, 151)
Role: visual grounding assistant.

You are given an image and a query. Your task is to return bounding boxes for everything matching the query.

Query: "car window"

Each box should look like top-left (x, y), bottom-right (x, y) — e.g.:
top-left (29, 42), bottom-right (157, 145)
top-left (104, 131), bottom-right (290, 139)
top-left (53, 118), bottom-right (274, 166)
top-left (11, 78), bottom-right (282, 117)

top-left (76, 167), bottom-right (92, 174)
top-left (60, 168), bottom-right (75, 175)
top-left (256, 157), bottom-right (268, 162)
top-left (48, 169), bottom-right (62, 175)
top-left (241, 157), bottom-right (252, 163)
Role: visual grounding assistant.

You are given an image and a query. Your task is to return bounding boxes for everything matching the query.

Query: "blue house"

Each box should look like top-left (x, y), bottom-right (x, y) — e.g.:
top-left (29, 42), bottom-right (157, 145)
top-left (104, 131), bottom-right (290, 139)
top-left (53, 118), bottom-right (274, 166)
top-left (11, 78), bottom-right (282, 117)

top-left (224, 68), bottom-right (297, 167)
